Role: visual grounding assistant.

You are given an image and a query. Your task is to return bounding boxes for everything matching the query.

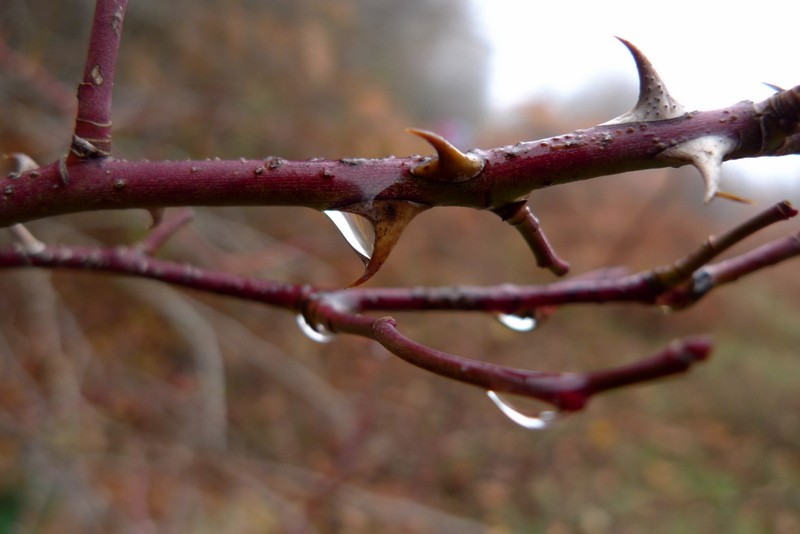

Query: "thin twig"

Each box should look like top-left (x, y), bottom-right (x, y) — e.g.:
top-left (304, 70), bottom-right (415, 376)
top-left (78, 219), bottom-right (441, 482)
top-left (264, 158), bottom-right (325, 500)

top-left (70, 0), bottom-right (128, 160)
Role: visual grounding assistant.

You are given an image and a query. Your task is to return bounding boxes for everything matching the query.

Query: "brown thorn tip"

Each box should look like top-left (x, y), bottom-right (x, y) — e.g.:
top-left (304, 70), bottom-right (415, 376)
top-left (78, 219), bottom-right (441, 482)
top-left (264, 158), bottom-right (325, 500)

top-left (714, 190), bottom-right (755, 205)
top-left (763, 82), bottom-right (785, 93)
top-left (344, 201), bottom-right (428, 287)
top-left (406, 127), bottom-right (484, 182)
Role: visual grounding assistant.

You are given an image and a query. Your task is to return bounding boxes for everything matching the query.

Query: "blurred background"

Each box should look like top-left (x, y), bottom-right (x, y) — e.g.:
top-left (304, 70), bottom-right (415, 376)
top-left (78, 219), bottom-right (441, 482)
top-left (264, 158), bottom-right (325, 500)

top-left (1, 0), bottom-right (799, 532)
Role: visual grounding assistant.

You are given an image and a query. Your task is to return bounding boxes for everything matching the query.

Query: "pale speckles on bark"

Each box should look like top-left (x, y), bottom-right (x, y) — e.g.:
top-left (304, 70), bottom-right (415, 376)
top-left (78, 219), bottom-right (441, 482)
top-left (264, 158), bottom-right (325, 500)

top-left (111, 6), bottom-right (125, 37)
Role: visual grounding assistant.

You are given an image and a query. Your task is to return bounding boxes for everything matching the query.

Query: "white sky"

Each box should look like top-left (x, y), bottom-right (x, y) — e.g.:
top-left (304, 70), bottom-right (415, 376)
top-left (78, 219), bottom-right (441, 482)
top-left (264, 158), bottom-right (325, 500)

top-left (472, 0), bottom-right (800, 190)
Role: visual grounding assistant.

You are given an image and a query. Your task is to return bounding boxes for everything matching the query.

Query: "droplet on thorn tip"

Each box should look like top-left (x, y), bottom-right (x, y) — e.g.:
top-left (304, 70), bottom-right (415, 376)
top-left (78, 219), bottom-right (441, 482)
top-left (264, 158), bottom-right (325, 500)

top-left (296, 314), bottom-right (336, 343)
top-left (487, 391), bottom-right (560, 430)
top-left (324, 210), bottom-right (375, 262)
top-left (495, 313), bottom-right (537, 332)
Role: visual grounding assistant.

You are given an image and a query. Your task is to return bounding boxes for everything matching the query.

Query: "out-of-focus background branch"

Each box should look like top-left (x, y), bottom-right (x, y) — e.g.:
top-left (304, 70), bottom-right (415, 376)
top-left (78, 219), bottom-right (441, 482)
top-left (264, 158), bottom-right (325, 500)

top-left (1, 0), bottom-right (799, 531)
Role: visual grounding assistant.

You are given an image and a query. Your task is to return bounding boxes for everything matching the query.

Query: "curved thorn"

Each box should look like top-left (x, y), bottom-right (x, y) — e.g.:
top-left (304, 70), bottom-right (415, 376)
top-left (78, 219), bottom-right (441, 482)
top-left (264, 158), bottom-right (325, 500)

top-left (3, 154), bottom-right (46, 253)
top-left (148, 207), bottom-right (166, 228)
top-left (604, 37), bottom-right (686, 124)
top-left (406, 127), bottom-right (485, 182)
top-left (332, 201), bottom-right (428, 287)
top-left (658, 135), bottom-right (738, 203)
top-left (4, 152), bottom-right (40, 173)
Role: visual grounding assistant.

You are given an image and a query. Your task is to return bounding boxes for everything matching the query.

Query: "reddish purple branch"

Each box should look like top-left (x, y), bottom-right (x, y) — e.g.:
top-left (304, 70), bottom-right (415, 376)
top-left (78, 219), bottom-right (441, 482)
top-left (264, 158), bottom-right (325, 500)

top-left (0, 243), bottom-right (309, 311)
top-left (0, 202), bottom-right (796, 410)
top-left (582, 337), bottom-right (711, 397)
top-left (358, 317), bottom-right (710, 411)
top-left (703, 232), bottom-right (800, 287)
top-left (493, 200), bottom-right (570, 276)
top-left (653, 200), bottom-right (797, 288)
top-left (3, 1), bottom-right (800, 413)
top-left (3, 91), bottom-right (800, 227)
top-left (70, 0), bottom-right (127, 159)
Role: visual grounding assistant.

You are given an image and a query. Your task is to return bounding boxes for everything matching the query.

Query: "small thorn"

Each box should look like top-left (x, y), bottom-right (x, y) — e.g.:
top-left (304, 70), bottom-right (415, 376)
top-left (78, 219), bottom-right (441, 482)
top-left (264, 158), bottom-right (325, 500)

top-left (148, 207), bottom-right (166, 228)
top-left (658, 135), bottom-right (737, 203)
top-left (4, 153), bottom-right (40, 173)
top-left (9, 224), bottom-right (45, 254)
top-left (604, 38), bottom-right (686, 124)
top-left (406, 127), bottom-right (484, 182)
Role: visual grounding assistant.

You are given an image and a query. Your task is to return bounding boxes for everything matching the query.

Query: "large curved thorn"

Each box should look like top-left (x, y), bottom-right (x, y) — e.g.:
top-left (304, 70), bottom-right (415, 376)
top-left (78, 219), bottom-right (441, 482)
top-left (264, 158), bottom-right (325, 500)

top-left (604, 38), bottom-right (686, 124)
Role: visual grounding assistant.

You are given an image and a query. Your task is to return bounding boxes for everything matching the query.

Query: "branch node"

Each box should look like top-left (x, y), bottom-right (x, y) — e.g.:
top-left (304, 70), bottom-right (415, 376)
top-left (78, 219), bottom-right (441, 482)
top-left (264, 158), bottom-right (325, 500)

top-left (70, 134), bottom-right (110, 160)
top-left (652, 200), bottom-right (796, 292)
top-left (493, 200), bottom-right (570, 276)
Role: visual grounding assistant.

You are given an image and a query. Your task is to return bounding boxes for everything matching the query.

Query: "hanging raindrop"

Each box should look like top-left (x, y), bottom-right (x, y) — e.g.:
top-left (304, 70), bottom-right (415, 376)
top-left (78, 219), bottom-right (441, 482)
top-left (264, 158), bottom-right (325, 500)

top-left (487, 391), bottom-right (559, 430)
top-left (495, 313), bottom-right (537, 332)
top-left (296, 314), bottom-right (336, 344)
top-left (324, 210), bottom-right (375, 263)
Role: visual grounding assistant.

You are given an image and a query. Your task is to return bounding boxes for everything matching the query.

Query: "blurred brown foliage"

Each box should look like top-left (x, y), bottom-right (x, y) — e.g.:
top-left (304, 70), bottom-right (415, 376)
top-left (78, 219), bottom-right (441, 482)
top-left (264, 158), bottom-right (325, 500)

top-left (1, 1), bottom-right (799, 532)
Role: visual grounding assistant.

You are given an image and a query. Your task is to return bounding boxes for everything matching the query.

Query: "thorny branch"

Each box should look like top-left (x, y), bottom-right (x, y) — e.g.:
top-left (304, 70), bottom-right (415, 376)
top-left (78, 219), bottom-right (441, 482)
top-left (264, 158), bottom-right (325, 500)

top-left (2, 0), bottom-right (800, 420)
top-left (1, 202), bottom-right (798, 413)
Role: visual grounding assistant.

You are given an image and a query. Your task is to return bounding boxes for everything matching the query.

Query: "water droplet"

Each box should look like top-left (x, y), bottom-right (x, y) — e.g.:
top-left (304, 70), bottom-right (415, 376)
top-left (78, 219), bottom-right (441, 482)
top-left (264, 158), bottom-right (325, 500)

top-left (487, 391), bottom-right (559, 430)
top-left (324, 210), bottom-right (375, 262)
top-left (495, 313), bottom-right (537, 332)
top-left (296, 314), bottom-right (336, 344)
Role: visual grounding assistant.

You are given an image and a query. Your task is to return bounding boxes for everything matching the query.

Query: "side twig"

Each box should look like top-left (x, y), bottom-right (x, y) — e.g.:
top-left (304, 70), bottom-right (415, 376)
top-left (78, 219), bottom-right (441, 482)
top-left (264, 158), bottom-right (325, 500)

top-left (1, 203), bottom-right (797, 411)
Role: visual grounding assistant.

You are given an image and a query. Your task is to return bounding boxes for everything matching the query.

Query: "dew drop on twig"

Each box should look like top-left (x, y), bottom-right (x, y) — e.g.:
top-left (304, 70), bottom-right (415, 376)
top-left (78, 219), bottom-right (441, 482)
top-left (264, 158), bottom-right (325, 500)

top-left (487, 391), bottom-right (559, 430)
top-left (324, 210), bottom-right (375, 262)
top-left (495, 313), bottom-right (537, 332)
top-left (296, 314), bottom-right (336, 344)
